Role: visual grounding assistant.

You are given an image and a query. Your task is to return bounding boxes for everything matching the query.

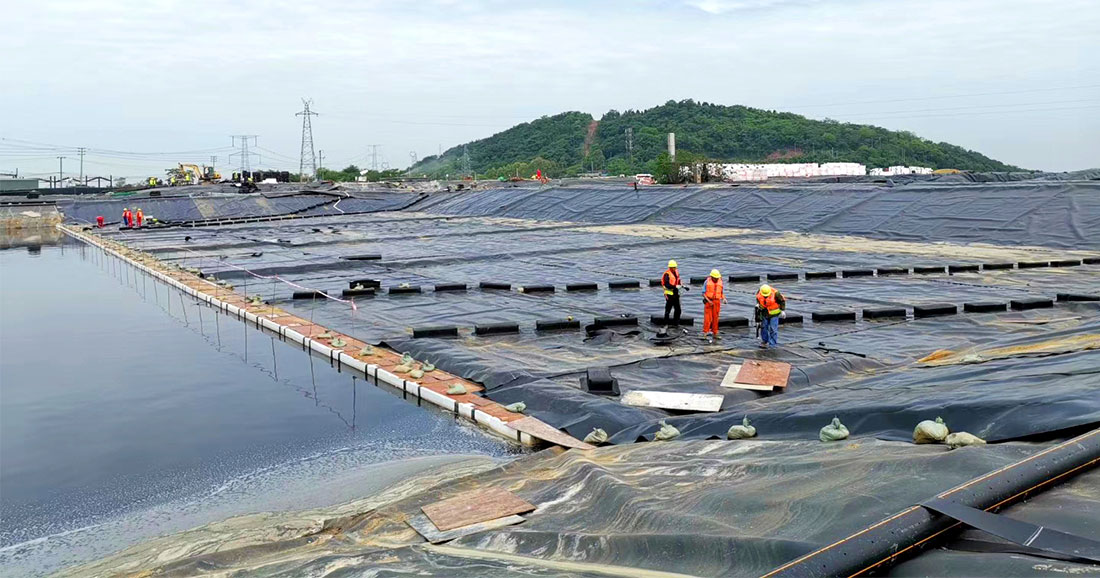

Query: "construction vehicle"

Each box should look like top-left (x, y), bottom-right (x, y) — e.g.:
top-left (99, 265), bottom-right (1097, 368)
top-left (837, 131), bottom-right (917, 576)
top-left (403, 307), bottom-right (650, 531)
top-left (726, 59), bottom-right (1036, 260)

top-left (166, 164), bottom-right (221, 185)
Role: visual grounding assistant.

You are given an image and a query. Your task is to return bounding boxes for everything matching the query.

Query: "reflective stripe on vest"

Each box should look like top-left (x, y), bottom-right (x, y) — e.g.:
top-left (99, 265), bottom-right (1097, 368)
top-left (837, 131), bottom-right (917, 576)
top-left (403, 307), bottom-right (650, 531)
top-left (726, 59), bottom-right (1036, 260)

top-left (757, 292), bottom-right (780, 316)
top-left (663, 269), bottom-right (680, 296)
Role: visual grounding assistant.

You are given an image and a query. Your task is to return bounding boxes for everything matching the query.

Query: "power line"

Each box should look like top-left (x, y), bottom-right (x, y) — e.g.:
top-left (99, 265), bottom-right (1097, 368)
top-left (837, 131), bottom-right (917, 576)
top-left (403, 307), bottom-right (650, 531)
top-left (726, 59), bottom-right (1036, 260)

top-left (296, 98), bottom-right (319, 182)
top-left (229, 135), bottom-right (260, 173)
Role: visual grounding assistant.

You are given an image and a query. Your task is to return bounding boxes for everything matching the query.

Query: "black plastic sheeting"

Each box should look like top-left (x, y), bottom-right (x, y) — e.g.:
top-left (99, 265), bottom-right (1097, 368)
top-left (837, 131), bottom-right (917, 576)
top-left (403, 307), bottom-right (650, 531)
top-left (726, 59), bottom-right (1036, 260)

top-left (95, 181), bottom-right (1100, 449)
top-left (68, 438), bottom-right (1100, 577)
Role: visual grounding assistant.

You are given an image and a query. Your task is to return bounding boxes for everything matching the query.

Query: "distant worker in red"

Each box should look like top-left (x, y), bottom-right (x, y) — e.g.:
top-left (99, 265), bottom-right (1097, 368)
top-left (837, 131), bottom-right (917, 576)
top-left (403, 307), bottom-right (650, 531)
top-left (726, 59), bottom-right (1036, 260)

top-left (135, 208), bottom-right (144, 228)
top-left (755, 284), bottom-right (787, 348)
top-left (122, 207), bottom-right (132, 228)
top-left (661, 260), bottom-right (687, 329)
top-left (702, 269), bottom-right (726, 343)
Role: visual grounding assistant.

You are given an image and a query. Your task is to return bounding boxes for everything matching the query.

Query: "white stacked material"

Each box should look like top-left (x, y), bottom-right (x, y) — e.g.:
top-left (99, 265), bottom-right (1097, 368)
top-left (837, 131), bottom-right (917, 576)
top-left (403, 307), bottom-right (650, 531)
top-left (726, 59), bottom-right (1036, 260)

top-left (819, 162), bottom-right (868, 176)
top-left (691, 162), bottom-right (867, 182)
top-left (870, 166), bottom-right (933, 176)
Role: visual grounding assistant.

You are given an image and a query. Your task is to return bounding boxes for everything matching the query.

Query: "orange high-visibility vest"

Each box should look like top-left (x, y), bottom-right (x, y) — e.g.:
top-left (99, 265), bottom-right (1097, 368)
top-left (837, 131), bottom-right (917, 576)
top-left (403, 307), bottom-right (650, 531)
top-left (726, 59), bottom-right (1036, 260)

top-left (757, 291), bottom-right (781, 316)
top-left (704, 277), bottom-right (724, 302)
top-left (662, 268), bottom-right (680, 296)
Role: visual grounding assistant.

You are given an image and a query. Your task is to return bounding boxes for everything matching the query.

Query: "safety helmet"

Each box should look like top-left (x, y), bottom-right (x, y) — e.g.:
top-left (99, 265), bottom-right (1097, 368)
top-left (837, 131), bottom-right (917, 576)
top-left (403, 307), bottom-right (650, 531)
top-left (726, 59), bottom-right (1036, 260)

top-left (668, 260), bottom-right (678, 268)
top-left (759, 284), bottom-right (773, 296)
top-left (710, 269), bottom-right (721, 278)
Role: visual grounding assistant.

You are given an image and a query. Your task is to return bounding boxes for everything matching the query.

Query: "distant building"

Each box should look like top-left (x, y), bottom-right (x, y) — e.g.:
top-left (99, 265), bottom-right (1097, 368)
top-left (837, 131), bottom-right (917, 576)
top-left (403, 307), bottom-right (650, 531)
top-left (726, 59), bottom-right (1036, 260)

top-left (0, 178), bottom-right (42, 193)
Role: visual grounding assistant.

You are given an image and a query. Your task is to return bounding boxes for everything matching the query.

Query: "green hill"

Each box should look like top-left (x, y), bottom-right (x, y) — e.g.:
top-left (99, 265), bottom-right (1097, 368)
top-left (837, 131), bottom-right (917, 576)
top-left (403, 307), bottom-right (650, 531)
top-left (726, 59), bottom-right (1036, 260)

top-left (409, 100), bottom-right (1022, 180)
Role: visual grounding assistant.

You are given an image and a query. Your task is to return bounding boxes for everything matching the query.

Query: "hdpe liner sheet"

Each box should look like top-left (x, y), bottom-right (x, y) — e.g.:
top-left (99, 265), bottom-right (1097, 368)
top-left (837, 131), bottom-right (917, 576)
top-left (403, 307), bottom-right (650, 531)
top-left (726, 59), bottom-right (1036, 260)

top-left (59, 439), bottom-right (1100, 578)
top-left (422, 181), bottom-right (1100, 249)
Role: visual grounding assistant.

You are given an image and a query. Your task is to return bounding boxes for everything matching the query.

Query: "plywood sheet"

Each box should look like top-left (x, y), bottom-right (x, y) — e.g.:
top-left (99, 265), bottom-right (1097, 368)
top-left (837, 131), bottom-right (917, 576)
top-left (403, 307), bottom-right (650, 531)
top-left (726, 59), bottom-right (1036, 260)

top-left (407, 513), bottom-right (525, 544)
top-left (722, 363), bottom-right (772, 391)
top-left (510, 416), bottom-right (595, 450)
top-left (734, 360), bottom-right (791, 388)
top-left (422, 487), bottom-right (536, 531)
top-left (621, 390), bottom-right (724, 412)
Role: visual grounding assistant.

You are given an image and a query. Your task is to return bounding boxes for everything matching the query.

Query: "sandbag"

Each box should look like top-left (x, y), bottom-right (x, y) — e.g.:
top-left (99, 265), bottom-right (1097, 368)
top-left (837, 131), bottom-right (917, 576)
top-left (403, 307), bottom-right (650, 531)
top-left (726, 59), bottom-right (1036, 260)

top-left (946, 432), bottom-right (987, 449)
top-left (655, 420), bottom-right (680, 441)
top-left (913, 417), bottom-right (949, 444)
top-left (504, 402), bottom-right (526, 413)
top-left (446, 384), bottom-right (467, 395)
top-left (820, 417), bottom-right (849, 442)
top-left (584, 428), bottom-right (609, 445)
top-left (727, 417), bottom-right (757, 440)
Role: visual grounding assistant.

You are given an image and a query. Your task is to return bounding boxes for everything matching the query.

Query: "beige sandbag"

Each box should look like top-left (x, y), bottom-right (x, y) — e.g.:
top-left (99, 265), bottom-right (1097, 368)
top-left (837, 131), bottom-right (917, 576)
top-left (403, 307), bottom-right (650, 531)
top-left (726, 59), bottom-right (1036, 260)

top-left (583, 428), bottom-right (609, 445)
top-left (655, 420), bottom-right (680, 441)
top-left (913, 417), bottom-right (949, 444)
top-left (946, 432), bottom-right (986, 449)
top-left (727, 416), bottom-right (757, 440)
top-left (819, 417), bottom-right (849, 442)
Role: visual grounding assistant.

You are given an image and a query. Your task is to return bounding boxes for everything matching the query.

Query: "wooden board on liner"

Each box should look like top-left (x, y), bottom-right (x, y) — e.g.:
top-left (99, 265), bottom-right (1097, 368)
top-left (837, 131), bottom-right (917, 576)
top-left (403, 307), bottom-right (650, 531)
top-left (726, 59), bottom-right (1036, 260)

top-left (407, 513), bottom-right (525, 544)
top-left (621, 390), bottom-right (724, 412)
top-left (721, 360), bottom-right (791, 391)
top-left (422, 487), bottom-right (536, 531)
top-left (510, 416), bottom-right (595, 450)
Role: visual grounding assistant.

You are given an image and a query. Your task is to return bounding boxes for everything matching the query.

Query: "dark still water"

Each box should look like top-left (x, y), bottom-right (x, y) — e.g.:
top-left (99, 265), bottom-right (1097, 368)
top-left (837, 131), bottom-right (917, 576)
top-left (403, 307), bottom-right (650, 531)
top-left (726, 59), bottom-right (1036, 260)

top-left (0, 238), bottom-right (516, 576)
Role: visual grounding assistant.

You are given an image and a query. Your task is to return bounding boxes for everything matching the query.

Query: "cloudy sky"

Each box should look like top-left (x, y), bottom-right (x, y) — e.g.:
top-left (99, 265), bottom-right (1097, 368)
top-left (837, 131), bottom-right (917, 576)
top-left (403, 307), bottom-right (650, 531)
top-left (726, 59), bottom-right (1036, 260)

top-left (2, 0), bottom-right (1097, 180)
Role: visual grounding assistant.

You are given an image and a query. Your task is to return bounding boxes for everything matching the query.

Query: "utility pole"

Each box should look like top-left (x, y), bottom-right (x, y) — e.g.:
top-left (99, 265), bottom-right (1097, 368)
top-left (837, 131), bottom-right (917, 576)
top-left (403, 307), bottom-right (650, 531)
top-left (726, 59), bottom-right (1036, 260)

top-left (57, 156), bottom-right (66, 188)
top-left (296, 98), bottom-right (319, 182)
top-left (77, 147), bottom-right (86, 185)
top-left (210, 155), bottom-right (217, 168)
top-left (229, 135), bottom-right (259, 175)
top-left (625, 128), bottom-right (634, 168)
top-left (317, 150), bottom-right (325, 177)
top-left (461, 145), bottom-right (471, 178)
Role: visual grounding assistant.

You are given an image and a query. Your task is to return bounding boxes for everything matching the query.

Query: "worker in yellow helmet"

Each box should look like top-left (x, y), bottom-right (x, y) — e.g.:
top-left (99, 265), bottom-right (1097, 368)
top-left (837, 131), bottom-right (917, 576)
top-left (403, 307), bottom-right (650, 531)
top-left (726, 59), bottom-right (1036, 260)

top-left (755, 284), bottom-right (787, 348)
top-left (702, 269), bottom-right (727, 343)
top-left (660, 260), bottom-right (686, 329)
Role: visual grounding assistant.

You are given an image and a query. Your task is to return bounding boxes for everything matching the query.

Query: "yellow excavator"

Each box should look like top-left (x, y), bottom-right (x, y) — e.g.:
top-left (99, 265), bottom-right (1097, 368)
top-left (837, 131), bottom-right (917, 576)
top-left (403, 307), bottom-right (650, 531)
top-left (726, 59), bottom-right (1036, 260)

top-left (167, 164), bottom-right (221, 185)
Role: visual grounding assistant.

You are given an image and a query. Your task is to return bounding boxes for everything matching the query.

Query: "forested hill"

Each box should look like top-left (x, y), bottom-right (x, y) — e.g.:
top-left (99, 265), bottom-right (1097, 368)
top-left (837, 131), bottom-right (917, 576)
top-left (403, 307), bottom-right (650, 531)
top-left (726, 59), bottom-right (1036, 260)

top-left (409, 100), bottom-right (1021, 179)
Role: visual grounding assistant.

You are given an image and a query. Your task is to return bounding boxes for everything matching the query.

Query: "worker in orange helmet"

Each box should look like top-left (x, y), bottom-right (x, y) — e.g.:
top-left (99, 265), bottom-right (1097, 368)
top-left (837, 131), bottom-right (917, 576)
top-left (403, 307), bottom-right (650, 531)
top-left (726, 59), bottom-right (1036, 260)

top-left (135, 208), bottom-right (144, 228)
top-left (755, 284), bottom-right (787, 348)
top-left (702, 269), bottom-right (727, 343)
top-left (122, 207), bottom-right (132, 228)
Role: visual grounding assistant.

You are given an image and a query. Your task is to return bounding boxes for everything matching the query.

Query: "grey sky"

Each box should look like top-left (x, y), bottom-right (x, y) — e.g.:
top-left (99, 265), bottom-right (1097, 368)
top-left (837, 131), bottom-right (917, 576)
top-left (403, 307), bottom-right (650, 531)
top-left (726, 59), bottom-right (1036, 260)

top-left (2, 0), bottom-right (1097, 180)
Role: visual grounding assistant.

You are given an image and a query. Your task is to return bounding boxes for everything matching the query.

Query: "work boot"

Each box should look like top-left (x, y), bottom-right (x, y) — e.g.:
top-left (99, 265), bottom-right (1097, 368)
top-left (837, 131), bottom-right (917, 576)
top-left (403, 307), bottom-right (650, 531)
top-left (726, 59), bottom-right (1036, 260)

top-left (758, 342), bottom-right (768, 349)
top-left (714, 335), bottom-right (722, 341)
top-left (706, 335), bottom-right (715, 344)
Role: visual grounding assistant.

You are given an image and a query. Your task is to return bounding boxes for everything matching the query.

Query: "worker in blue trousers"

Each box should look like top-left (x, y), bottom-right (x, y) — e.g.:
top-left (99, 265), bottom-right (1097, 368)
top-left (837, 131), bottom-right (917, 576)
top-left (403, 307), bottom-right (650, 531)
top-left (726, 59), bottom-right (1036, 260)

top-left (754, 284), bottom-right (787, 348)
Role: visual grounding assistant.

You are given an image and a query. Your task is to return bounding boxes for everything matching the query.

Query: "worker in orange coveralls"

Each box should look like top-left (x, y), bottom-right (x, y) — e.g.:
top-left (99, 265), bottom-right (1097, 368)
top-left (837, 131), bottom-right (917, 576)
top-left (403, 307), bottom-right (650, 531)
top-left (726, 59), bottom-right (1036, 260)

top-left (122, 207), bottom-right (132, 227)
top-left (702, 269), bottom-right (727, 343)
top-left (135, 208), bottom-right (144, 228)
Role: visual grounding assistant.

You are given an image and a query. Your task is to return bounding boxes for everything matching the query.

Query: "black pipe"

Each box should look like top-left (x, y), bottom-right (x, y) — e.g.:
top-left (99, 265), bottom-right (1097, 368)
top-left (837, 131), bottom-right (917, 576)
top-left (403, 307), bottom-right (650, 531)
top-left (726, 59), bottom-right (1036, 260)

top-left (764, 428), bottom-right (1100, 578)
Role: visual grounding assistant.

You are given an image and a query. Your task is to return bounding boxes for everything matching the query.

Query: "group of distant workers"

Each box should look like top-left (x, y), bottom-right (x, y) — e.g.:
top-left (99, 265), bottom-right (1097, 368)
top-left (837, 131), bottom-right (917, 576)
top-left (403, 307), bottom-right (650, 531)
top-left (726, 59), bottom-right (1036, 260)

top-left (661, 260), bottom-right (786, 347)
top-left (121, 207), bottom-right (144, 228)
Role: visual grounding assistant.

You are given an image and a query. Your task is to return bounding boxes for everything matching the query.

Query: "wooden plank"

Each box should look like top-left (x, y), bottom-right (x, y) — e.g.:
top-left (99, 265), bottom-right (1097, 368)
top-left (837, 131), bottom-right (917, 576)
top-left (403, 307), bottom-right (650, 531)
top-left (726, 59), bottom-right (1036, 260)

top-left (621, 390), bottom-right (724, 412)
top-left (721, 363), bottom-right (774, 391)
top-left (407, 513), bottom-right (525, 544)
top-left (734, 360), bottom-right (791, 388)
top-left (510, 416), bottom-right (595, 450)
top-left (422, 487), bottom-right (536, 531)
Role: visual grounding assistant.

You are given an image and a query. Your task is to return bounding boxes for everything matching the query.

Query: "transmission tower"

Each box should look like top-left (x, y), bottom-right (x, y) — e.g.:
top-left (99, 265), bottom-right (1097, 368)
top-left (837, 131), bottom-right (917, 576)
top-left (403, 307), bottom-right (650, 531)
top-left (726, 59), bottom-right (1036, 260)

top-left (366, 144), bottom-right (381, 171)
top-left (625, 127), bottom-right (634, 167)
top-left (230, 135), bottom-right (260, 174)
top-left (296, 98), bottom-right (319, 181)
top-left (461, 145), bottom-right (471, 177)
top-left (409, 151), bottom-right (418, 167)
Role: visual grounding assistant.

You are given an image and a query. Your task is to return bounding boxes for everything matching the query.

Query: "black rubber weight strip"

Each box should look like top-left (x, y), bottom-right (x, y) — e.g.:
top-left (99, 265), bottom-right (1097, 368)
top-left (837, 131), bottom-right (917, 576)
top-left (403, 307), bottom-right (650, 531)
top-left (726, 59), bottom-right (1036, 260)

top-left (479, 281), bottom-right (511, 291)
top-left (982, 263), bottom-right (1015, 270)
top-left (1050, 259), bottom-right (1082, 267)
top-left (594, 316), bottom-right (638, 327)
top-left (913, 266), bottom-right (946, 274)
top-left (812, 311), bottom-right (857, 322)
top-left (1083, 257), bottom-right (1100, 265)
top-left (863, 307), bottom-right (906, 319)
top-left (412, 326), bottom-right (458, 338)
top-left (1011, 298), bottom-right (1054, 310)
top-left (475, 322), bottom-right (519, 335)
top-left (341, 288), bottom-right (375, 297)
top-left (341, 254), bottom-right (382, 261)
top-left (520, 285), bottom-right (555, 293)
top-left (349, 278), bottom-right (381, 289)
top-left (689, 276), bottom-right (709, 285)
top-left (921, 498), bottom-right (1100, 564)
top-left (948, 264), bottom-right (981, 274)
top-left (536, 318), bottom-right (580, 331)
top-left (841, 269), bottom-right (874, 278)
top-left (1057, 293), bottom-right (1099, 302)
top-left (648, 278), bottom-right (664, 287)
top-left (567, 282), bottom-right (599, 292)
top-left (1018, 261), bottom-right (1050, 269)
top-left (718, 316), bottom-right (749, 328)
top-left (388, 286), bottom-right (422, 294)
top-left (650, 315), bottom-right (695, 326)
top-left (292, 290), bottom-right (326, 299)
top-left (779, 313), bottom-right (803, 324)
top-left (608, 280), bottom-right (641, 289)
top-left (433, 283), bottom-right (467, 292)
top-left (805, 271), bottom-right (838, 280)
top-left (913, 304), bottom-right (958, 317)
top-left (728, 274), bottom-right (761, 283)
top-left (767, 272), bottom-right (799, 281)
top-left (963, 302), bottom-right (1008, 313)
top-left (877, 267), bottom-right (909, 276)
